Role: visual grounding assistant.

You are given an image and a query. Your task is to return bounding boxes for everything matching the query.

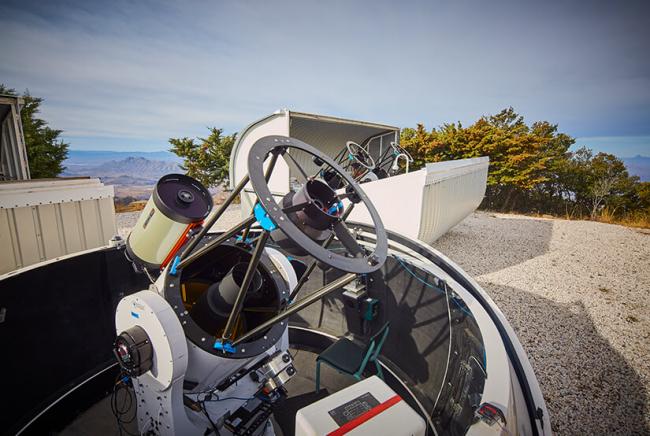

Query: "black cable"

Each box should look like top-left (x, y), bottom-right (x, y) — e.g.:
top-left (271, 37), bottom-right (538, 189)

top-left (200, 399), bottom-right (221, 436)
top-left (110, 373), bottom-right (139, 436)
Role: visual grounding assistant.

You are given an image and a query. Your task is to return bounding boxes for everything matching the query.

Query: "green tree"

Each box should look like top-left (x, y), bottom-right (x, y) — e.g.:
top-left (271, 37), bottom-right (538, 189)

top-left (401, 108), bottom-right (574, 211)
top-left (169, 127), bottom-right (237, 188)
top-left (636, 182), bottom-right (650, 211)
top-left (586, 153), bottom-right (637, 218)
top-left (0, 84), bottom-right (69, 178)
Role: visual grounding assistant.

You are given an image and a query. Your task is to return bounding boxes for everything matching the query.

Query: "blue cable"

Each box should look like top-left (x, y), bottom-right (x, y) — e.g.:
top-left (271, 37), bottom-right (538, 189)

top-left (393, 255), bottom-right (474, 319)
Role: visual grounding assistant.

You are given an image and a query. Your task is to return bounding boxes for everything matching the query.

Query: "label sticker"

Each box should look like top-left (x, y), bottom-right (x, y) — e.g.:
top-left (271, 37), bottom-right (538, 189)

top-left (328, 392), bottom-right (379, 426)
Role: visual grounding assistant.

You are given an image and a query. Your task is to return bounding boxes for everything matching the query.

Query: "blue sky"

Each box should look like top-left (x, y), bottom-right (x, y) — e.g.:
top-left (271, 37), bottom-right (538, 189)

top-left (1, 0), bottom-right (649, 157)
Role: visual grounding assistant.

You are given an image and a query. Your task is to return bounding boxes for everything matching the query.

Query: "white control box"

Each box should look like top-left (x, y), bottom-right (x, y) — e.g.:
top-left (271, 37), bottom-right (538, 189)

top-left (295, 376), bottom-right (426, 436)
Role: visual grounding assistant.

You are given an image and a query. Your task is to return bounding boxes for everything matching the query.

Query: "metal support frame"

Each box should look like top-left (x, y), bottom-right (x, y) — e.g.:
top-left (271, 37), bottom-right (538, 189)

top-left (232, 272), bottom-right (356, 346)
top-left (240, 151), bottom-right (280, 242)
top-left (176, 137), bottom-right (385, 348)
top-left (179, 174), bottom-right (250, 261)
top-left (177, 215), bottom-right (256, 270)
top-left (222, 231), bottom-right (270, 340)
top-left (288, 203), bottom-right (356, 301)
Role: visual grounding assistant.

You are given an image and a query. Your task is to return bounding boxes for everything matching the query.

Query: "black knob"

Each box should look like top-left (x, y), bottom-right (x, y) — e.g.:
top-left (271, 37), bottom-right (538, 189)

top-left (177, 190), bottom-right (195, 204)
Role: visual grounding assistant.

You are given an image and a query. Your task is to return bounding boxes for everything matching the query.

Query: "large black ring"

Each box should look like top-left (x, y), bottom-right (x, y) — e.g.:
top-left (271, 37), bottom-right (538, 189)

top-left (247, 136), bottom-right (388, 274)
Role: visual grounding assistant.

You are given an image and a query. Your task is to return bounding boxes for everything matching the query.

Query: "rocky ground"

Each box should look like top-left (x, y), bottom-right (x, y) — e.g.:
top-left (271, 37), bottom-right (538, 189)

top-left (116, 209), bottom-right (650, 434)
top-left (433, 212), bottom-right (650, 435)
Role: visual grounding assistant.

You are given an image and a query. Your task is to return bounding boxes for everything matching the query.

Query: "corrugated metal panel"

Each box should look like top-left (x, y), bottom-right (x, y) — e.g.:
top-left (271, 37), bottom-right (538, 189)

top-left (0, 95), bottom-right (30, 181)
top-left (346, 157), bottom-right (489, 243)
top-left (418, 157), bottom-right (489, 242)
top-left (0, 178), bottom-right (117, 274)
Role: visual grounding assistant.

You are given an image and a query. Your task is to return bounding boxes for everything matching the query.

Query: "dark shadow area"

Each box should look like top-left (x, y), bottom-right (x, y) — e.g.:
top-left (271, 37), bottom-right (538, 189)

top-left (60, 386), bottom-right (138, 436)
top-left (288, 254), bottom-right (483, 417)
top-left (482, 282), bottom-right (649, 435)
top-left (0, 248), bottom-right (149, 436)
top-left (272, 347), bottom-right (353, 436)
top-left (433, 213), bottom-right (554, 276)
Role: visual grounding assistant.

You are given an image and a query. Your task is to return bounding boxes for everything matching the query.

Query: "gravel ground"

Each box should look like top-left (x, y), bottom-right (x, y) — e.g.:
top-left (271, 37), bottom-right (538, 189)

top-left (116, 208), bottom-right (650, 434)
top-left (434, 212), bottom-right (650, 435)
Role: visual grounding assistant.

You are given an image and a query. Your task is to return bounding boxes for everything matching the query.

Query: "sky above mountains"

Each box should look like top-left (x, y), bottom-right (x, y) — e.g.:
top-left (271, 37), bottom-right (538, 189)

top-left (1, 0), bottom-right (649, 157)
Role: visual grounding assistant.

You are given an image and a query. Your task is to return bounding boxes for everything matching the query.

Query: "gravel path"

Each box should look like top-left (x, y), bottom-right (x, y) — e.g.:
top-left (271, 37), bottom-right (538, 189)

top-left (434, 212), bottom-right (650, 435)
top-left (116, 208), bottom-right (650, 434)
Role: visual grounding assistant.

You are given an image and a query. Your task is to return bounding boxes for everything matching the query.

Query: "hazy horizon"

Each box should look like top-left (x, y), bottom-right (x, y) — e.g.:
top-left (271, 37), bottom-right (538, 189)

top-left (63, 135), bottom-right (650, 159)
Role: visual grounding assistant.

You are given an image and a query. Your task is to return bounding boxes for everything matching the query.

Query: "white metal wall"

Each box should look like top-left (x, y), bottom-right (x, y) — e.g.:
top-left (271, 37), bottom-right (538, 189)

top-left (0, 95), bottom-right (30, 181)
top-left (0, 178), bottom-right (116, 274)
top-left (228, 112), bottom-right (291, 219)
top-left (418, 158), bottom-right (489, 242)
top-left (347, 157), bottom-right (489, 244)
top-left (346, 169), bottom-right (427, 241)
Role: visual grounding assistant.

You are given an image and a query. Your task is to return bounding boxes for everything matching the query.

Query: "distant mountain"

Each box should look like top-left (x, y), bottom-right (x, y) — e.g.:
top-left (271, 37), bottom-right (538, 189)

top-left (62, 156), bottom-right (183, 191)
top-left (91, 156), bottom-right (181, 179)
top-left (622, 155), bottom-right (650, 182)
top-left (65, 149), bottom-right (182, 166)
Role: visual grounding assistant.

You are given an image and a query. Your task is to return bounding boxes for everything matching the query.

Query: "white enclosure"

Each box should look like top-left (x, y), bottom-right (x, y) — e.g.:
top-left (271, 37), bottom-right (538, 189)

top-left (228, 110), bottom-right (488, 244)
top-left (0, 177), bottom-right (117, 274)
top-left (346, 157), bottom-right (489, 242)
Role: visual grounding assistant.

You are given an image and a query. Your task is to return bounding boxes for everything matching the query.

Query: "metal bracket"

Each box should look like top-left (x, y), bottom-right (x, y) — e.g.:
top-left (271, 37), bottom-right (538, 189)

top-left (213, 339), bottom-right (237, 354)
top-left (254, 203), bottom-right (278, 231)
top-left (169, 255), bottom-right (181, 276)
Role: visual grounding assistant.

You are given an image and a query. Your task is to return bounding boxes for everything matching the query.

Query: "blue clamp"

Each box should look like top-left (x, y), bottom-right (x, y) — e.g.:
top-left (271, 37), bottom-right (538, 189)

top-left (169, 255), bottom-right (181, 276)
top-left (213, 339), bottom-right (236, 353)
top-left (236, 235), bottom-right (253, 245)
top-left (327, 200), bottom-right (344, 216)
top-left (254, 203), bottom-right (278, 231)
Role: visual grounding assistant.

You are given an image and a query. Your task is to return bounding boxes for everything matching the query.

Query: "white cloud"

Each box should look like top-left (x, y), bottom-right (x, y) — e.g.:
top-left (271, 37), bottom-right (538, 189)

top-left (1, 0), bottom-right (649, 152)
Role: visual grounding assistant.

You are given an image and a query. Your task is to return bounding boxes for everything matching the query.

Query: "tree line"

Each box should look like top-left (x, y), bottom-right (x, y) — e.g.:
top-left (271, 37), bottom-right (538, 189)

top-left (400, 108), bottom-right (649, 225)
top-left (2, 84), bottom-right (647, 227)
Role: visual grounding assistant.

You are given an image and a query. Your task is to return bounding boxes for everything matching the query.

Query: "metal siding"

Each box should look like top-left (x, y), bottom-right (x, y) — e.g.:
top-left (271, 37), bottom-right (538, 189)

top-left (0, 178), bottom-right (117, 274)
top-left (0, 96), bottom-right (29, 181)
top-left (10, 103), bottom-right (29, 179)
top-left (0, 209), bottom-right (18, 270)
top-left (13, 207), bottom-right (40, 266)
top-left (1, 114), bottom-right (17, 179)
top-left (38, 204), bottom-right (65, 259)
top-left (418, 159), bottom-right (489, 242)
top-left (57, 201), bottom-right (82, 254)
top-left (98, 197), bottom-right (117, 241)
top-left (80, 200), bottom-right (102, 247)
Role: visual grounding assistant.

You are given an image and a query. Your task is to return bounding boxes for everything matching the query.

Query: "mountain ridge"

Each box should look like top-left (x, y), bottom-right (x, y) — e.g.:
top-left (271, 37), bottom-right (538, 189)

top-left (62, 155), bottom-right (183, 198)
top-left (65, 149), bottom-right (182, 166)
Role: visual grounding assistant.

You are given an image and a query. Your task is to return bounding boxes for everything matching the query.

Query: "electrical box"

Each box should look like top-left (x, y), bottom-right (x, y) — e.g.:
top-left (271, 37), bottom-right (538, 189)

top-left (295, 376), bottom-right (426, 436)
